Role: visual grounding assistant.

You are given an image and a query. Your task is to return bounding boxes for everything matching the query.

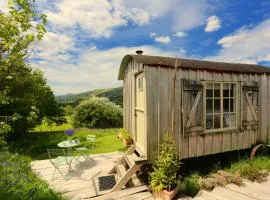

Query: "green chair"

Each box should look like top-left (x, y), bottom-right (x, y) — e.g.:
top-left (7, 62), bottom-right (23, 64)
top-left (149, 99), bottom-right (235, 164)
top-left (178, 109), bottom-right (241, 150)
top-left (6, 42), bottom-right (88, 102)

top-left (47, 149), bottom-right (73, 180)
top-left (74, 135), bottom-right (96, 165)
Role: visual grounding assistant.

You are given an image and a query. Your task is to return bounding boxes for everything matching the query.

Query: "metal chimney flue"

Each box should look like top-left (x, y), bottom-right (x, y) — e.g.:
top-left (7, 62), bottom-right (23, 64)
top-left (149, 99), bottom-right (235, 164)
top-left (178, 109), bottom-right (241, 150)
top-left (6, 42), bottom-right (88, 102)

top-left (136, 50), bottom-right (143, 55)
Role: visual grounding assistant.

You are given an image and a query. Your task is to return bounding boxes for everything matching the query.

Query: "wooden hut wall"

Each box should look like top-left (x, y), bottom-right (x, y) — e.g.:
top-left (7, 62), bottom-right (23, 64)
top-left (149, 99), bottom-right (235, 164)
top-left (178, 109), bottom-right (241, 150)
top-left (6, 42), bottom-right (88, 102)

top-left (144, 64), bottom-right (270, 161)
top-left (123, 59), bottom-right (144, 141)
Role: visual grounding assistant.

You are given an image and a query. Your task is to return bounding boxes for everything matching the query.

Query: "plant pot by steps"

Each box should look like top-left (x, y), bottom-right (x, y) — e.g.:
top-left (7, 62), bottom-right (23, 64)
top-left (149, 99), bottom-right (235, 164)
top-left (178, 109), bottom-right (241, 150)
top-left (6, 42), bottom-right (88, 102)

top-left (123, 138), bottom-right (133, 147)
top-left (152, 185), bottom-right (180, 200)
top-left (117, 132), bottom-right (123, 140)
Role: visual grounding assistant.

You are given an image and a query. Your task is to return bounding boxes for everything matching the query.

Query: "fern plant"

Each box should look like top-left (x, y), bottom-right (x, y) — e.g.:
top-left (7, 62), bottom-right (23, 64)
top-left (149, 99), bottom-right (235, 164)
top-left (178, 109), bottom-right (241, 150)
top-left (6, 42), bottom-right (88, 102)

top-left (149, 133), bottom-right (180, 191)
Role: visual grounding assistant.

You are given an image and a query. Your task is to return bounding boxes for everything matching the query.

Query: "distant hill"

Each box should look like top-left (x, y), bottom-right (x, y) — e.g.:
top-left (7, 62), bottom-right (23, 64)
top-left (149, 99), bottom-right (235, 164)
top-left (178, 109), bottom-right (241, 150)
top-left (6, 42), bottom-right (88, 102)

top-left (56, 87), bottom-right (123, 107)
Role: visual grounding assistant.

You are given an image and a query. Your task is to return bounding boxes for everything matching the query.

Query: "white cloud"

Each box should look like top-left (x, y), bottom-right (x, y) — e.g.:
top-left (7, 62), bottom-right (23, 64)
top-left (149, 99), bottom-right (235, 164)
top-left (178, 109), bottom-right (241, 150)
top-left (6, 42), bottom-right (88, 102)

top-left (32, 45), bottom-right (185, 95)
top-left (124, 0), bottom-right (209, 31)
top-left (217, 33), bottom-right (246, 48)
top-left (173, 31), bottom-right (188, 38)
top-left (207, 18), bottom-right (270, 64)
top-left (127, 8), bottom-right (150, 25)
top-left (154, 36), bottom-right (171, 44)
top-left (204, 15), bottom-right (221, 32)
top-left (45, 0), bottom-right (150, 38)
top-left (150, 32), bottom-right (157, 37)
top-left (34, 31), bottom-right (74, 62)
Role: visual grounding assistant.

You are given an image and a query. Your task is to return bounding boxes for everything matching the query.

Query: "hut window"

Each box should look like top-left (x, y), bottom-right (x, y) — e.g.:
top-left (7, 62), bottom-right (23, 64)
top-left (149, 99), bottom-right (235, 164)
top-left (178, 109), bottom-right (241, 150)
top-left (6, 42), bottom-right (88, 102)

top-left (205, 82), bottom-right (237, 130)
top-left (138, 76), bottom-right (143, 91)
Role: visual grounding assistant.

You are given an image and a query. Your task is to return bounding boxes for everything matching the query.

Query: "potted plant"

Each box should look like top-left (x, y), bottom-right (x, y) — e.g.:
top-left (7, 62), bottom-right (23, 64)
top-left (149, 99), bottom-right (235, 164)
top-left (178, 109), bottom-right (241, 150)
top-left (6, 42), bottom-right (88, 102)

top-left (118, 128), bottom-right (133, 147)
top-left (117, 128), bottom-right (124, 140)
top-left (149, 133), bottom-right (180, 200)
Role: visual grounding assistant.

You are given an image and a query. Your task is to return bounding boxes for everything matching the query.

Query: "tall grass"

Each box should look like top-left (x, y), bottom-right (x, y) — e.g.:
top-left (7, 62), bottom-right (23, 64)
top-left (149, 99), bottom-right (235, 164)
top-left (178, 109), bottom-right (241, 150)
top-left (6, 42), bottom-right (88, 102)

top-left (227, 156), bottom-right (270, 182)
top-left (0, 151), bottom-right (65, 200)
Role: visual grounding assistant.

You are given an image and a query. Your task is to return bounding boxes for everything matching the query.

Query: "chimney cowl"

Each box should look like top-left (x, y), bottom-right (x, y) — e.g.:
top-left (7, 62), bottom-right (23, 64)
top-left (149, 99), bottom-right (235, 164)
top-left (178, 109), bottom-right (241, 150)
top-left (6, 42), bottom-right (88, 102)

top-left (136, 50), bottom-right (143, 55)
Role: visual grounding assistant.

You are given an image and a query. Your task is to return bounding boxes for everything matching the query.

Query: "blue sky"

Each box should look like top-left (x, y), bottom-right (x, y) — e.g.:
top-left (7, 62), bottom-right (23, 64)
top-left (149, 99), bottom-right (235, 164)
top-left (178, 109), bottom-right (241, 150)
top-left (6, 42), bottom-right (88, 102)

top-left (2, 0), bottom-right (270, 95)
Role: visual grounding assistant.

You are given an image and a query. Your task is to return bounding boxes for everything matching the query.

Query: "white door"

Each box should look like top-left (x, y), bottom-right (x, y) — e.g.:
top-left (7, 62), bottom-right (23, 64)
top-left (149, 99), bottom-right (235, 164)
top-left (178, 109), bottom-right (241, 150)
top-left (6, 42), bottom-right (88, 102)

top-left (135, 73), bottom-right (146, 154)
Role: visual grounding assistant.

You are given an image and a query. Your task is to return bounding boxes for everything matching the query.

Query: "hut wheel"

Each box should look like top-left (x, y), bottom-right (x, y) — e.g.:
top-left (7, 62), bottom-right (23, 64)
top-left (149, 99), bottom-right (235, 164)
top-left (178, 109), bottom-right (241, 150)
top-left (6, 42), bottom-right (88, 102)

top-left (250, 144), bottom-right (270, 160)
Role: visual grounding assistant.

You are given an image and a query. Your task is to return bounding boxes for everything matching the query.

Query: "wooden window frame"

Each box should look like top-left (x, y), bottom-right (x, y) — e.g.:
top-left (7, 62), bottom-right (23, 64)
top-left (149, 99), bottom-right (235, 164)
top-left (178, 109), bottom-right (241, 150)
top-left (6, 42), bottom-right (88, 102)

top-left (203, 81), bottom-right (239, 133)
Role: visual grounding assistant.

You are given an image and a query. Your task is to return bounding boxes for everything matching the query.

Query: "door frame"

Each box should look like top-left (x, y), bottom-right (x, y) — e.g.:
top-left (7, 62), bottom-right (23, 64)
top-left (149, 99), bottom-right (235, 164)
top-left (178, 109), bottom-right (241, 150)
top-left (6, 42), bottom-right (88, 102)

top-left (134, 72), bottom-right (147, 156)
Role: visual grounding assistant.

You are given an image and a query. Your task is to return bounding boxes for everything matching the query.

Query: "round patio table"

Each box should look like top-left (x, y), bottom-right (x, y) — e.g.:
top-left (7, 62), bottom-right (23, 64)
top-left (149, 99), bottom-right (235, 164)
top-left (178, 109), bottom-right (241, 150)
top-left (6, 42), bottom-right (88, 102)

top-left (57, 140), bottom-right (80, 156)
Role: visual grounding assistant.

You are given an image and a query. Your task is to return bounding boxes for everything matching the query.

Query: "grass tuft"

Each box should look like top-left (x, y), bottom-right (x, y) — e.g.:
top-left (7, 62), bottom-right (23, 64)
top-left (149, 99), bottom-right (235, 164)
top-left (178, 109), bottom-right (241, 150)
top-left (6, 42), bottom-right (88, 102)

top-left (180, 173), bottom-right (200, 197)
top-left (228, 156), bottom-right (270, 182)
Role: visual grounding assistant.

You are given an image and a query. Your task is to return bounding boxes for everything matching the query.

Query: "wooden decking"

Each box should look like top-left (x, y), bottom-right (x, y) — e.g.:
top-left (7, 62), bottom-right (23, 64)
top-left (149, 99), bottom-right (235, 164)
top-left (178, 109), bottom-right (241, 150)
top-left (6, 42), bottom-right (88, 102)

top-left (31, 152), bottom-right (270, 200)
top-left (31, 152), bottom-right (153, 200)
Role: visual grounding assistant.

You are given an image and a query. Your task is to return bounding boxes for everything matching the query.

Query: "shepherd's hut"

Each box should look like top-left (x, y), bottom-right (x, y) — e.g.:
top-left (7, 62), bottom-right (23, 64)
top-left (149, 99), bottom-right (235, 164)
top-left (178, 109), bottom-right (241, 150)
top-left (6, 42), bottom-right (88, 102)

top-left (102, 51), bottom-right (270, 192)
top-left (118, 51), bottom-right (270, 162)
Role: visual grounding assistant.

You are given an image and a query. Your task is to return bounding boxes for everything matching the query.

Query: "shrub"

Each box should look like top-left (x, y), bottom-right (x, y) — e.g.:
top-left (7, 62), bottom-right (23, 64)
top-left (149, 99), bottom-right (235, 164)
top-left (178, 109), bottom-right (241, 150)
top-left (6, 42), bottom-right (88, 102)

top-left (149, 133), bottom-right (179, 191)
top-left (72, 97), bottom-right (123, 129)
top-left (0, 151), bottom-right (64, 199)
top-left (180, 173), bottom-right (200, 197)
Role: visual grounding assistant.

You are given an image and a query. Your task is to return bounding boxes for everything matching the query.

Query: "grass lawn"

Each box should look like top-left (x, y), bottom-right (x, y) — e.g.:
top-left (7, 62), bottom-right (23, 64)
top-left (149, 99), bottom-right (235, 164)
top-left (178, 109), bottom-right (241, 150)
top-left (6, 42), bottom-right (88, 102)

top-left (10, 128), bottom-right (125, 160)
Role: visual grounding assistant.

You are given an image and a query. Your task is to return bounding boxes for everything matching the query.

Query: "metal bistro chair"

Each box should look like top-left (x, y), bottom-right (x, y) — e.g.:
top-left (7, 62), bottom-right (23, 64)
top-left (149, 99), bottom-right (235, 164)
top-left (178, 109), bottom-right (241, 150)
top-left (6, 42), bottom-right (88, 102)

top-left (47, 149), bottom-right (73, 180)
top-left (74, 135), bottom-right (96, 165)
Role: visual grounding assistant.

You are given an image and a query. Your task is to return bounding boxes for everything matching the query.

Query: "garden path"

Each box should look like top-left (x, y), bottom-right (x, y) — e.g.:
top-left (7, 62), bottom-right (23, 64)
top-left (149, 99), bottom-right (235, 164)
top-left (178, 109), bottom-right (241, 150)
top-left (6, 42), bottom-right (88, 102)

top-left (178, 175), bottom-right (270, 200)
top-left (31, 152), bottom-right (153, 200)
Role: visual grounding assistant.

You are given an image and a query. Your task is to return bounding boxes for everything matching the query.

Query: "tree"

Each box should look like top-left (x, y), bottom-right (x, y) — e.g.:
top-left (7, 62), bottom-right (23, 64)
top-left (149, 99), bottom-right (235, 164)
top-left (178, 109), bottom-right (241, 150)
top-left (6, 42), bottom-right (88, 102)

top-left (72, 97), bottom-right (123, 129)
top-left (0, 0), bottom-right (65, 139)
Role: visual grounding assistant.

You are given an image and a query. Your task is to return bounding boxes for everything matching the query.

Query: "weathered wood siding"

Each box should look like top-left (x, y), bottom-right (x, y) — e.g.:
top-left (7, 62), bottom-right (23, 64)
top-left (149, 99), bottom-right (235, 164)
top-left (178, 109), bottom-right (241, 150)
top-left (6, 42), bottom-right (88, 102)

top-left (122, 60), bottom-right (144, 142)
top-left (144, 65), bottom-right (270, 161)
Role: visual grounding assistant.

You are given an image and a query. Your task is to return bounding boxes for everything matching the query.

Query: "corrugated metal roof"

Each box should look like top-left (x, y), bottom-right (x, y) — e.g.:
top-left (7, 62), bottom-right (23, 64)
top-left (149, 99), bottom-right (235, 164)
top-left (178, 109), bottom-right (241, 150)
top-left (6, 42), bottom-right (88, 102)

top-left (118, 54), bottom-right (270, 80)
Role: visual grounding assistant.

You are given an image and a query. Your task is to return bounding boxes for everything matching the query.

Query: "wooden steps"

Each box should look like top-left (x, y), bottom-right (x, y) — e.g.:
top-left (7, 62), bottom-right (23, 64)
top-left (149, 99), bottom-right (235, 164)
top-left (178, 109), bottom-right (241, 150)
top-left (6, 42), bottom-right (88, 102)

top-left (104, 145), bottom-right (147, 193)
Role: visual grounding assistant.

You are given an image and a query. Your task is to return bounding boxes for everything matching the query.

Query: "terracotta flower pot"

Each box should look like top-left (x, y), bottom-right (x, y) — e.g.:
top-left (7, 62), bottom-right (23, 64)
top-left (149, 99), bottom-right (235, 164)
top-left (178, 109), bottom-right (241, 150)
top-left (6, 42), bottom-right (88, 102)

top-left (122, 137), bottom-right (133, 147)
top-left (153, 186), bottom-right (180, 200)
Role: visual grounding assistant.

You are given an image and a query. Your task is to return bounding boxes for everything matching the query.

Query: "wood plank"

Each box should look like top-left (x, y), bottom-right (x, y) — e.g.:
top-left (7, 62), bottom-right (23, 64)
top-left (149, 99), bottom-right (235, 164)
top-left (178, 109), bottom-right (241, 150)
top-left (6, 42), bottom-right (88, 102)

top-left (117, 191), bottom-right (152, 200)
top-left (189, 136), bottom-right (198, 158)
top-left (237, 131), bottom-right (244, 150)
top-left (204, 135), bottom-right (213, 155)
top-left (197, 135), bottom-right (205, 156)
top-left (260, 74), bottom-right (268, 142)
top-left (222, 132), bottom-right (231, 152)
top-left (212, 133), bottom-right (222, 154)
top-left (173, 68), bottom-right (181, 157)
top-left (145, 66), bottom-right (159, 162)
top-left (117, 164), bottom-right (127, 178)
top-left (91, 185), bottom-right (148, 200)
top-left (231, 132), bottom-right (238, 150)
top-left (180, 70), bottom-right (189, 159)
top-left (226, 183), bottom-right (270, 200)
top-left (186, 91), bottom-right (202, 128)
top-left (268, 76), bottom-right (270, 144)
top-left (243, 180), bottom-right (270, 195)
top-left (125, 154), bottom-right (135, 167)
top-left (111, 164), bottom-right (140, 192)
top-left (212, 187), bottom-right (257, 200)
top-left (244, 91), bottom-right (258, 121)
top-left (194, 190), bottom-right (229, 200)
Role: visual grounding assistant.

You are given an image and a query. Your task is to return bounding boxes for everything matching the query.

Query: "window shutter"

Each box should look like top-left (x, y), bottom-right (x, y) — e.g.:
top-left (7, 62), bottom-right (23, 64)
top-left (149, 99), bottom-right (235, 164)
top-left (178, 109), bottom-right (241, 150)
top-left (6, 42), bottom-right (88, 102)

top-left (241, 82), bottom-right (259, 129)
top-left (182, 80), bottom-right (204, 133)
